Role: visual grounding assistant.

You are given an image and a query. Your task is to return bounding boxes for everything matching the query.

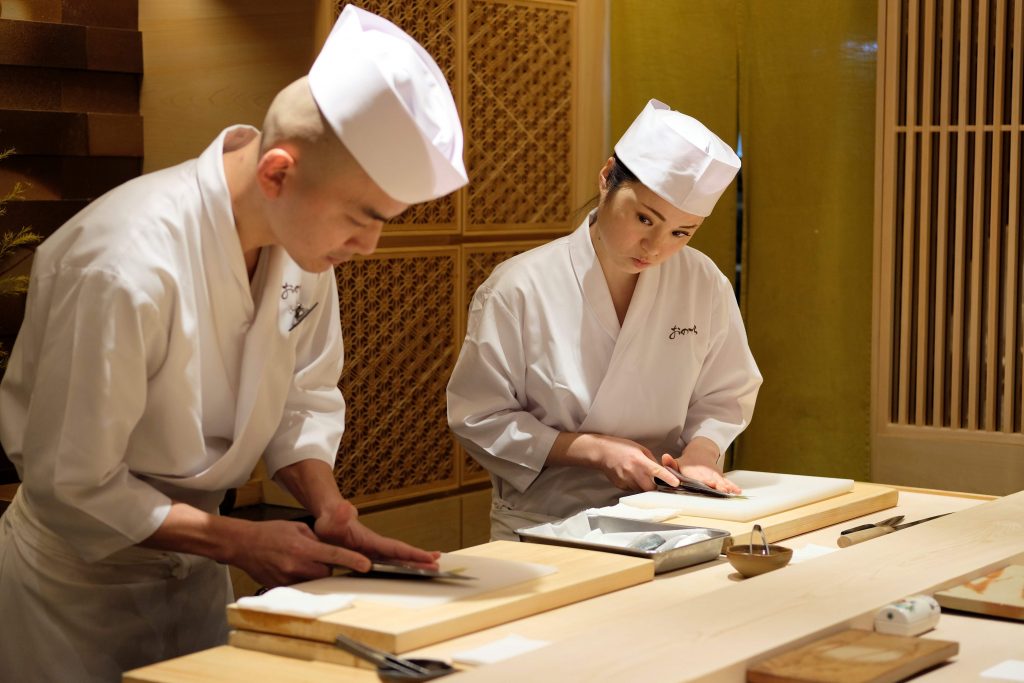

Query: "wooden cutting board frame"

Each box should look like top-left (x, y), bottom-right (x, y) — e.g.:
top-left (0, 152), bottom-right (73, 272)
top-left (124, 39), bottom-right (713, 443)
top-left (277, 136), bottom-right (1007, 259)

top-left (666, 481), bottom-right (899, 545)
top-left (746, 629), bottom-right (959, 683)
top-left (227, 540), bottom-right (652, 654)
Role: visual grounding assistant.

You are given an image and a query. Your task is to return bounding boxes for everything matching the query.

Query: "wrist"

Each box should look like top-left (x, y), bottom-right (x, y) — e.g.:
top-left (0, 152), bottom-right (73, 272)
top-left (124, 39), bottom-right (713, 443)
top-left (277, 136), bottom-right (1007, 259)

top-left (141, 502), bottom-right (250, 566)
top-left (680, 437), bottom-right (721, 468)
top-left (550, 432), bottom-right (603, 469)
top-left (213, 516), bottom-right (254, 565)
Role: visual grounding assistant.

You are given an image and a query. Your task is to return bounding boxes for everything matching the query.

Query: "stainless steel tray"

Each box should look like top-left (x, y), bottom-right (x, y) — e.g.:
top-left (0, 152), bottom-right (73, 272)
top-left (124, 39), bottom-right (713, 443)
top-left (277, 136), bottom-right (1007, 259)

top-left (516, 515), bottom-right (730, 574)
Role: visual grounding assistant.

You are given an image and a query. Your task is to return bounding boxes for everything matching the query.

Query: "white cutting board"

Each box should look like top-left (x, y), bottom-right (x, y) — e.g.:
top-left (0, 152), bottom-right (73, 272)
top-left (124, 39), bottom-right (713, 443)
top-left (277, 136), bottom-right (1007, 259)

top-left (289, 553), bottom-right (557, 609)
top-left (619, 470), bottom-right (854, 522)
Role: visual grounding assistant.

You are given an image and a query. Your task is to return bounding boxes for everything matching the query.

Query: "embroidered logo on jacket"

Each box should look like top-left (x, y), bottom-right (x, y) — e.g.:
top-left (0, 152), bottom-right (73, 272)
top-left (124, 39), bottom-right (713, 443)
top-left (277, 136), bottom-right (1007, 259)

top-left (282, 282), bottom-right (317, 331)
top-left (669, 324), bottom-right (698, 340)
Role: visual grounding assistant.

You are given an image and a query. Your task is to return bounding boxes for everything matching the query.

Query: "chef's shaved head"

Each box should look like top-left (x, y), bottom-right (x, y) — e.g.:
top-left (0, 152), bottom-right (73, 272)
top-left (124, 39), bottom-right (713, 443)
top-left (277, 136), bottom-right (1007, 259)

top-left (261, 76), bottom-right (354, 182)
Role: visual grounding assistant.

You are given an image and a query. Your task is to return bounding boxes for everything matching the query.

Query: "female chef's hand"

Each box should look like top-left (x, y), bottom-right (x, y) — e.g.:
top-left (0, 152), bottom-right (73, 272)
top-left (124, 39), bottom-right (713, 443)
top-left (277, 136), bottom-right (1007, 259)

top-left (585, 434), bottom-right (682, 491)
top-left (313, 500), bottom-right (441, 571)
top-left (661, 438), bottom-right (742, 494)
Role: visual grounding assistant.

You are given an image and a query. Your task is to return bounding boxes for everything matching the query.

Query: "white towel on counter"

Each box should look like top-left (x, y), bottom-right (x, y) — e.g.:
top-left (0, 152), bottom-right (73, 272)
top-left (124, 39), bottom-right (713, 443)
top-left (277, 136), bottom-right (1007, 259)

top-left (789, 544), bottom-right (839, 564)
top-left (452, 634), bottom-right (551, 666)
top-left (234, 587), bottom-right (355, 618)
top-left (587, 503), bottom-right (680, 522)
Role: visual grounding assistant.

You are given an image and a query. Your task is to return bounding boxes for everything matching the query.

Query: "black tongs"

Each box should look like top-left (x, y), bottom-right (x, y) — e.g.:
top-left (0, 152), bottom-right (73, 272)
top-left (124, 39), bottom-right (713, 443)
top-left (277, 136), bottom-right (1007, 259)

top-left (653, 474), bottom-right (747, 499)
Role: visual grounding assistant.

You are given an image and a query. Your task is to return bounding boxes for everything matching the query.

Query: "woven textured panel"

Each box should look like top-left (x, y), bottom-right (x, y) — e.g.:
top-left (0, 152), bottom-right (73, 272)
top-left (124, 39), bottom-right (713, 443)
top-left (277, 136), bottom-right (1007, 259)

top-left (466, 1), bottom-right (573, 227)
top-left (883, 0), bottom-right (1023, 433)
top-left (459, 243), bottom-right (542, 483)
top-left (463, 244), bottom-right (543, 325)
top-left (334, 250), bottom-right (458, 501)
top-left (333, 0), bottom-right (458, 228)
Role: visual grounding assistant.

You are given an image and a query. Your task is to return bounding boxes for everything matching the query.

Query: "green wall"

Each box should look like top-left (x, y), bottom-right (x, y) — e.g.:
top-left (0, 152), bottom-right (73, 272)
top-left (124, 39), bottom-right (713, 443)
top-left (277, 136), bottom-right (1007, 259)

top-left (611, 1), bottom-right (877, 479)
top-left (611, 0), bottom-right (739, 280)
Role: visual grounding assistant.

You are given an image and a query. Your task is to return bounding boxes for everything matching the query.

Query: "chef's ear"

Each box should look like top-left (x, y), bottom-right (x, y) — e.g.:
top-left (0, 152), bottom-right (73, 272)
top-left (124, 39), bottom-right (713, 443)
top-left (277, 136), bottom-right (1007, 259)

top-left (597, 156), bottom-right (615, 203)
top-left (256, 148), bottom-right (297, 198)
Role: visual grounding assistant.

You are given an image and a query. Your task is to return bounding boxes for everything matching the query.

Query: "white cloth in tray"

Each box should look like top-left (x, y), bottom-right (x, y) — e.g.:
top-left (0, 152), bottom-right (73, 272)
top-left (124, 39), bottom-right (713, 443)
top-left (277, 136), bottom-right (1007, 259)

top-left (235, 587), bottom-right (355, 618)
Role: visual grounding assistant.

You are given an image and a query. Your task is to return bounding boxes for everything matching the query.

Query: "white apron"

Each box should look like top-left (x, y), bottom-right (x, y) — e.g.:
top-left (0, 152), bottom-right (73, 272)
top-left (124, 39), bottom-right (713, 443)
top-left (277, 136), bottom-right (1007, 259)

top-left (0, 491), bottom-right (231, 682)
top-left (448, 217), bottom-right (761, 537)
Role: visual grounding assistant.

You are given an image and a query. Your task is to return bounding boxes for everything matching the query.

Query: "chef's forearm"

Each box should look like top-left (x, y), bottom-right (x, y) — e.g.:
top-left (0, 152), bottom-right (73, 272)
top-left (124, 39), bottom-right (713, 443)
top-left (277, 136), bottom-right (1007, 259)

top-left (679, 436), bottom-right (722, 469)
top-left (546, 432), bottom-right (600, 468)
top-left (140, 501), bottom-right (250, 564)
top-left (273, 458), bottom-right (345, 518)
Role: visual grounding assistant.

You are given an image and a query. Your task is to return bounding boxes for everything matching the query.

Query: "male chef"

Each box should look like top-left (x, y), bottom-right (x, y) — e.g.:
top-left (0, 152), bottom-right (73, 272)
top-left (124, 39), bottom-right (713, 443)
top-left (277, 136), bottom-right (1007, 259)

top-left (0, 6), bottom-right (467, 681)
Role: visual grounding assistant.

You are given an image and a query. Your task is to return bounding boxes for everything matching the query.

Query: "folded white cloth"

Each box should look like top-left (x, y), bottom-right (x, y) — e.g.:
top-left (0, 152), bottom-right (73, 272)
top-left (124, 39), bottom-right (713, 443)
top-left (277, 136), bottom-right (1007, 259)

top-left (790, 544), bottom-right (838, 564)
top-left (587, 503), bottom-right (679, 522)
top-left (452, 634), bottom-right (550, 666)
top-left (982, 660), bottom-right (1024, 681)
top-left (235, 587), bottom-right (355, 618)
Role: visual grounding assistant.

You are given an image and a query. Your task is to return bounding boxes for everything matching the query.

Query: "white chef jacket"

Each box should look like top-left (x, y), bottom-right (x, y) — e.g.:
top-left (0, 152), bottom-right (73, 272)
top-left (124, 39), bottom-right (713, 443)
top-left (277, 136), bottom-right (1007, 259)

top-left (447, 217), bottom-right (761, 539)
top-left (0, 126), bottom-right (345, 680)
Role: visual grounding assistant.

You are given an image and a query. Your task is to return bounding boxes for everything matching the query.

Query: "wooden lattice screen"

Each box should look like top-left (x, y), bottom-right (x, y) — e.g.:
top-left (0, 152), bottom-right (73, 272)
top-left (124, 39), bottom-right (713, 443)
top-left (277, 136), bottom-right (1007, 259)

top-left (873, 0), bottom-right (1024, 493)
top-left (323, 0), bottom-right (602, 507)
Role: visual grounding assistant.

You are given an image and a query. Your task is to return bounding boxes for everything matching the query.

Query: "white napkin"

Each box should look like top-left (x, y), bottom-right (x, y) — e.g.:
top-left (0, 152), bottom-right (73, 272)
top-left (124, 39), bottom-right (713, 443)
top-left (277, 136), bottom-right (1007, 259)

top-left (587, 503), bottom-right (679, 522)
top-left (790, 544), bottom-right (838, 564)
top-left (982, 660), bottom-right (1024, 682)
top-left (452, 634), bottom-right (550, 666)
top-left (235, 587), bottom-right (355, 618)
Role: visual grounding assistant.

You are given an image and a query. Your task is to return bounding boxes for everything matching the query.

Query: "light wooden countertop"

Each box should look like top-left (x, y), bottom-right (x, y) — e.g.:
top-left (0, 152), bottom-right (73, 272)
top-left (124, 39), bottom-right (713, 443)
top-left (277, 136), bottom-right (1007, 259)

top-left (125, 488), bottom-right (1024, 682)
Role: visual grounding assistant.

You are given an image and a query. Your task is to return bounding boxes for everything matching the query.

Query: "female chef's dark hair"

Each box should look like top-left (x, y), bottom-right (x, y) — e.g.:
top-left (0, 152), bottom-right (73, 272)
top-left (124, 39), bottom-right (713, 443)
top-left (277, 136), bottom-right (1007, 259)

top-left (576, 154), bottom-right (641, 223)
top-left (605, 154), bottom-right (640, 193)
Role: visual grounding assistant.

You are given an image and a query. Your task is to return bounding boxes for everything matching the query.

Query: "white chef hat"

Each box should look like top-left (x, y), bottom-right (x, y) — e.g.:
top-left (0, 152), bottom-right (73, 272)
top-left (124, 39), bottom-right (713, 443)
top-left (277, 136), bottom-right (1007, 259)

top-left (613, 99), bottom-right (740, 217)
top-left (308, 5), bottom-right (467, 204)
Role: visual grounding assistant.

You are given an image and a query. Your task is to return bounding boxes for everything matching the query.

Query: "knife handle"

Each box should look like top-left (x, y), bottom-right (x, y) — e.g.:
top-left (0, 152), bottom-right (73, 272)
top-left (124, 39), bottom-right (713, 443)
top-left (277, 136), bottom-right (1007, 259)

top-left (837, 525), bottom-right (895, 547)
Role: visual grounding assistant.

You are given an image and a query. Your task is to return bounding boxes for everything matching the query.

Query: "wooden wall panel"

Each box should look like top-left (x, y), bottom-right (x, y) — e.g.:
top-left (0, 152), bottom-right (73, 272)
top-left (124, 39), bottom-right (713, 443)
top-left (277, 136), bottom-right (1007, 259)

top-left (465, 1), bottom-right (575, 233)
top-left (334, 0), bottom-right (460, 234)
top-left (333, 247), bottom-right (461, 506)
top-left (873, 0), bottom-right (1024, 494)
top-left (138, 1), bottom-right (317, 173)
top-left (0, 0), bottom-right (137, 29)
top-left (0, 19), bottom-right (141, 72)
top-left (0, 2), bottom-right (142, 484)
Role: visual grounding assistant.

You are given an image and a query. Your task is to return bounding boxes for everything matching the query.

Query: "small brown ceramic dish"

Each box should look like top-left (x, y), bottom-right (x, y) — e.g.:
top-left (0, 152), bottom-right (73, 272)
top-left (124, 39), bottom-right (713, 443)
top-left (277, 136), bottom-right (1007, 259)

top-left (726, 543), bottom-right (793, 577)
top-left (725, 523), bottom-right (793, 578)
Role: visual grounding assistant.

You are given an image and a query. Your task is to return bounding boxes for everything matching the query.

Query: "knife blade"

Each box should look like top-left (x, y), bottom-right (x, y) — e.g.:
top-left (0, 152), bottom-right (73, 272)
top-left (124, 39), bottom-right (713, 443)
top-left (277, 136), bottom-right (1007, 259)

top-left (653, 474), bottom-right (748, 499)
top-left (332, 561), bottom-right (477, 581)
top-left (837, 513), bottom-right (951, 547)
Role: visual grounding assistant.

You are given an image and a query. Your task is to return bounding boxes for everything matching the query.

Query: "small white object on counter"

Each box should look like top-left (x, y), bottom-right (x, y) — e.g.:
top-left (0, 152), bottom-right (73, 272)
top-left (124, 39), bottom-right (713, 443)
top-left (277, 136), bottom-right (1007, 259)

top-left (452, 634), bottom-right (551, 666)
top-left (235, 587), bottom-right (355, 618)
top-left (587, 503), bottom-right (680, 523)
top-left (982, 660), bottom-right (1024, 682)
top-left (790, 544), bottom-right (838, 564)
top-left (873, 594), bottom-right (941, 636)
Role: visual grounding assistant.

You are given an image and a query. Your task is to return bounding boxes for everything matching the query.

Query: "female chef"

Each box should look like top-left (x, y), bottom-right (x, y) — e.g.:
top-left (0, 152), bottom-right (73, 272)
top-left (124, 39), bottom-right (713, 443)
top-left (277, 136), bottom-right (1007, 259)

top-left (447, 99), bottom-right (762, 540)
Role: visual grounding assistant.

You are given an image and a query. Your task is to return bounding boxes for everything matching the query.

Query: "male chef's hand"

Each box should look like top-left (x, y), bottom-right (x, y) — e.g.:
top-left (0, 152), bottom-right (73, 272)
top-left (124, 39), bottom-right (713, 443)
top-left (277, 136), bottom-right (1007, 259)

top-left (228, 518), bottom-right (380, 588)
top-left (314, 500), bottom-right (440, 571)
